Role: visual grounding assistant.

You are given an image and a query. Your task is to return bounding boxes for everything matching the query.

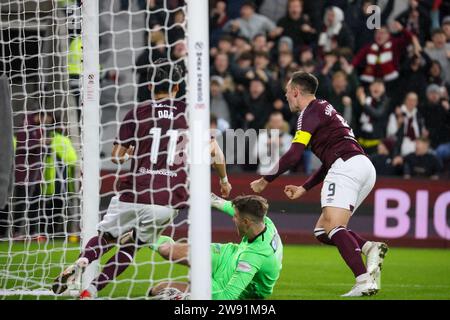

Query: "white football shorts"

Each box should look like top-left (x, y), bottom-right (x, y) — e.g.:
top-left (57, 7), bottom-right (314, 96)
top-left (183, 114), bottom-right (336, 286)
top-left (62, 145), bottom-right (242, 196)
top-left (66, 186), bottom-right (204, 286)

top-left (321, 154), bottom-right (376, 215)
top-left (97, 196), bottom-right (178, 243)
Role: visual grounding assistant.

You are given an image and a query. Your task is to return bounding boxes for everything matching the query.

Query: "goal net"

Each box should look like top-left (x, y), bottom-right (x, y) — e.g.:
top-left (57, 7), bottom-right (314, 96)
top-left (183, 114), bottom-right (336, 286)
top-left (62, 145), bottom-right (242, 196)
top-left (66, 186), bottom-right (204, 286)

top-left (0, 0), bottom-right (211, 300)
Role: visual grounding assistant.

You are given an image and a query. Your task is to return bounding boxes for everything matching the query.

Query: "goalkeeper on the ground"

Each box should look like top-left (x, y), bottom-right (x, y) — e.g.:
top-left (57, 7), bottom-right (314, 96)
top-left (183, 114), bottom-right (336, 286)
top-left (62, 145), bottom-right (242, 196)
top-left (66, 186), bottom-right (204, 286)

top-left (149, 194), bottom-right (283, 300)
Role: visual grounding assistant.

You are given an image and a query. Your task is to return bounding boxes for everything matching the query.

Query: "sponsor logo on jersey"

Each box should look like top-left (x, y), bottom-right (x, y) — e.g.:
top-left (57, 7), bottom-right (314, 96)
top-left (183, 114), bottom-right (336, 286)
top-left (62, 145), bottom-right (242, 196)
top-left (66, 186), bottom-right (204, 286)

top-left (152, 103), bottom-right (177, 110)
top-left (138, 167), bottom-right (178, 177)
top-left (237, 261), bottom-right (252, 272)
top-left (271, 233), bottom-right (280, 252)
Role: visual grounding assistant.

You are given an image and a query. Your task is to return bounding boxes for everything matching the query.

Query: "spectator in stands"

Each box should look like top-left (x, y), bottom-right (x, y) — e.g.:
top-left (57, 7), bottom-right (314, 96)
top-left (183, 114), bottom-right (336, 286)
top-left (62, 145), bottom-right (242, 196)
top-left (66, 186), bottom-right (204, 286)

top-left (222, 0), bottom-right (278, 41)
top-left (318, 6), bottom-right (354, 55)
top-left (352, 22), bottom-right (421, 104)
top-left (386, 92), bottom-right (427, 157)
top-left (277, 36), bottom-right (294, 55)
top-left (41, 114), bottom-right (78, 237)
top-left (232, 35), bottom-right (253, 59)
top-left (346, 0), bottom-right (394, 52)
top-left (354, 79), bottom-right (390, 155)
top-left (210, 0), bottom-right (228, 46)
top-left (242, 77), bottom-right (273, 130)
top-left (302, 0), bottom-right (325, 32)
top-left (395, 0), bottom-right (432, 46)
top-left (425, 28), bottom-right (450, 83)
top-left (419, 84), bottom-right (450, 169)
top-left (403, 137), bottom-right (441, 179)
top-left (259, 0), bottom-right (289, 23)
top-left (253, 111), bottom-right (293, 175)
top-left (427, 60), bottom-right (450, 96)
top-left (136, 31), bottom-right (167, 102)
top-left (369, 138), bottom-right (403, 176)
top-left (233, 51), bottom-right (255, 86)
top-left (211, 35), bottom-right (234, 60)
top-left (276, 50), bottom-right (297, 85)
top-left (253, 51), bottom-right (273, 82)
top-left (12, 112), bottom-right (49, 238)
top-left (252, 33), bottom-right (272, 53)
top-left (202, 0), bottom-right (450, 181)
top-left (399, 51), bottom-right (432, 102)
top-left (211, 52), bottom-right (236, 92)
top-left (167, 8), bottom-right (186, 45)
top-left (170, 40), bottom-right (187, 97)
top-left (210, 76), bottom-right (232, 130)
top-left (298, 45), bottom-right (315, 66)
top-left (442, 16), bottom-right (450, 43)
top-left (145, 0), bottom-right (184, 31)
top-left (324, 70), bottom-right (355, 124)
top-left (276, 0), bottom-right (317, 51)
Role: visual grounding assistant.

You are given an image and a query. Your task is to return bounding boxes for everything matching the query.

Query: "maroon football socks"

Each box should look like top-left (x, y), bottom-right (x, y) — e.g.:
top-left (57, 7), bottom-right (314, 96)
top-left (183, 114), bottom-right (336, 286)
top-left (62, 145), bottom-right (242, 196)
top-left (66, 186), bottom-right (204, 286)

top-left (79, 235), bottom-right (113, 263)
top-left (93, 244), bottom-right (137, 291)
top-left (328, 226), bottom-right (367, 278)
top-left (314, 228), bottom-right (335, 246)
top-left (347, 229), bottom-right (368, 249)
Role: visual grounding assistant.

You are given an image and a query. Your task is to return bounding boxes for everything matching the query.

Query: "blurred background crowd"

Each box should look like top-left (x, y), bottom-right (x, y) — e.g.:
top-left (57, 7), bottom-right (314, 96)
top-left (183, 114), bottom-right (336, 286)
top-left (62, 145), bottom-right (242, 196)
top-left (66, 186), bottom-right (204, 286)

top-left (201, 0), bottom-right (450, 179)
top-left (126, 0), bottom-right (450, 179)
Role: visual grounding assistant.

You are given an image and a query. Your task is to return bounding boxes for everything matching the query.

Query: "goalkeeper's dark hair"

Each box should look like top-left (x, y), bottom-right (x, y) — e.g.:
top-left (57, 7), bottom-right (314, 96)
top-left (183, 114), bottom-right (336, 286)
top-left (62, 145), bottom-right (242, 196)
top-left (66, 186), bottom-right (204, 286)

top-left (232, 195), bottom-right (268, 223)
top-left (148, 58), bottom-right (183, 94)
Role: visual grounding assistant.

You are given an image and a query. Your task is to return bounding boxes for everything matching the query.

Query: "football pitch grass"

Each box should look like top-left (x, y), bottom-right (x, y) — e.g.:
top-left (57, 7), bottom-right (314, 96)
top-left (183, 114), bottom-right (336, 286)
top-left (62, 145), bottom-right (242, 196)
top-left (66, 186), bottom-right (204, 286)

top-left (1, 241), bottom-right (449, 300)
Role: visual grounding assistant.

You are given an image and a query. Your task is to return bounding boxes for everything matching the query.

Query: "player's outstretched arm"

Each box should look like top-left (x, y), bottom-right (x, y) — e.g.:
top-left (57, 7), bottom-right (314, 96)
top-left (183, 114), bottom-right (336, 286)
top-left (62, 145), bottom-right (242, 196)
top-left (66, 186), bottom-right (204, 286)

top-left (211, 138), bottom-right (232, 197)
top-left (211, 193), bottom-right (235, 217)
top-left (250, 143), bottom-right (305, 193)
top-left (111, 144), bottom-right (135, 164)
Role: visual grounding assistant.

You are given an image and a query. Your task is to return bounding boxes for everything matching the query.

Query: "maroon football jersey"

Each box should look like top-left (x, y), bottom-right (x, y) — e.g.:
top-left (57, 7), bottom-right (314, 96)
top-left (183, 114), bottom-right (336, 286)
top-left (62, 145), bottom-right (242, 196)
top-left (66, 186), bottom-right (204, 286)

top-left (115, 99), bottom-right (188, 208)
top-left (294, 99), bottom-right (365, 169)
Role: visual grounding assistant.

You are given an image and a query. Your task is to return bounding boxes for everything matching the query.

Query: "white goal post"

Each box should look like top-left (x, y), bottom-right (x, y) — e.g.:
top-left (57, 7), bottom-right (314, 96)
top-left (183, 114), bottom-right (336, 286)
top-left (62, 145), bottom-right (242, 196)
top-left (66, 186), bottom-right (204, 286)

top-left (81, 0), bottom-right (100, 291)
top-left (186, 0), bottom-right (211, 300)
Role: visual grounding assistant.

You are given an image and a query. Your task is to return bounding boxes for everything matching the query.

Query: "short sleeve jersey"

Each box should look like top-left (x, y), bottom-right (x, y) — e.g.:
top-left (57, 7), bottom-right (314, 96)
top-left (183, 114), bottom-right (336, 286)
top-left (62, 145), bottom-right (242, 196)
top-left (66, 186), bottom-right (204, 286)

top-left (292, 99), bottom-right (365, 169)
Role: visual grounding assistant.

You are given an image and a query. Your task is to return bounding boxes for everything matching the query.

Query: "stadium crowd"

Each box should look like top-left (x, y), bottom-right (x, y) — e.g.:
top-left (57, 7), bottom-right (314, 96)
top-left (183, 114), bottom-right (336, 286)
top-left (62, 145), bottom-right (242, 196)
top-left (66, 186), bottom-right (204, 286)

top-left (118, 0), bottom-right (450, 179)
top-left (204, 0), bottom-right (450, 179)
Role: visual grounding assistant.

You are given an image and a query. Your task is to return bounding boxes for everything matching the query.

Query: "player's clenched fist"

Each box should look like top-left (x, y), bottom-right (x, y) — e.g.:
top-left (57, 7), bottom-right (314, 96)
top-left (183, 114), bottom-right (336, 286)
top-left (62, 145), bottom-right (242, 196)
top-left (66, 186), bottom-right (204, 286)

top-left (250, 178), bottom-right (268, 193)
top-left (220, 181), bottom-right (232, 198)
top-left (284, 185), bottom-right (306, 200)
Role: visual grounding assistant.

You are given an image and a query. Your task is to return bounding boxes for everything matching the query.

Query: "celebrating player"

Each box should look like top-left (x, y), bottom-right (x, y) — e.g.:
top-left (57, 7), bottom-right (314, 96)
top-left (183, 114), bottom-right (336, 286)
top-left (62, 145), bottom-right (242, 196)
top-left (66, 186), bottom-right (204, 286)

top-left (148, 194), bottom-right (283, 300)
top-left (52, 58), bottom-right (192, 299)
top-left (250, 71), bottom-right (388, 297)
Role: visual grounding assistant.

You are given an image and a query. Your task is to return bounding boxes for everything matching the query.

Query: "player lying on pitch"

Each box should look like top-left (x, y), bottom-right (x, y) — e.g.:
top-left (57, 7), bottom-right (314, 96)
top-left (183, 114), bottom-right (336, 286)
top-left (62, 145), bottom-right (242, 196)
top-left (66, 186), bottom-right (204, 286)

top-left (251, 71), bottom-right (388, 297)
top-left (148, 193), bottom-right (283, 300)
top-left (51, 58), bottom-right (231, 299)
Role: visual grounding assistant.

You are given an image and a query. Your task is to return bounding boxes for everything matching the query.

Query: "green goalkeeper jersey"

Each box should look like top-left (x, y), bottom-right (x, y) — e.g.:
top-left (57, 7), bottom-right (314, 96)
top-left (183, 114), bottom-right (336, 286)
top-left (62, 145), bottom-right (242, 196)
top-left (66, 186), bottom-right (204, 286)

top-left (211, 200), bottom-right (283, 300)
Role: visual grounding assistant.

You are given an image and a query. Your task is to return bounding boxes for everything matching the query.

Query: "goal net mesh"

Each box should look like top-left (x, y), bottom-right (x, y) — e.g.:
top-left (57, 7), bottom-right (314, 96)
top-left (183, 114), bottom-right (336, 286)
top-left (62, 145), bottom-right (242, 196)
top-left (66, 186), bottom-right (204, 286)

top-left (0, 0), bottom-right (190, 299)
